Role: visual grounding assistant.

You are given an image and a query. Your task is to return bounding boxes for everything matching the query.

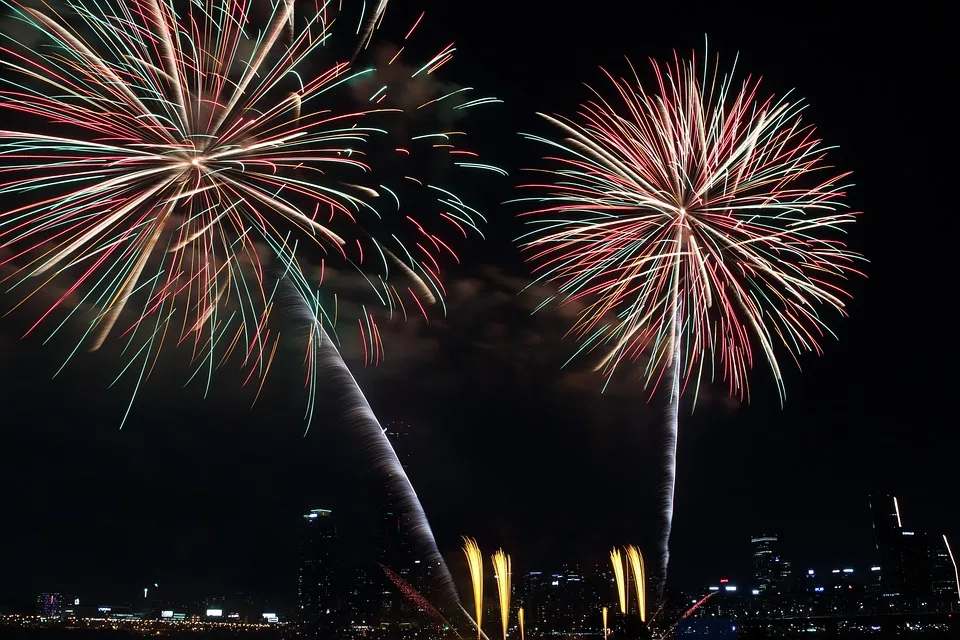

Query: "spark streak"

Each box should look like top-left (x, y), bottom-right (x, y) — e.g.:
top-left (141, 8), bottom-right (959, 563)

top-left (611, 548), bottom-right (628, 615)
top-left (463, 537), bottom-right (484, 640)
top-left (626, 545), bottom-right (647, 623)
top-left (492, 549), bottom-right (512, 640)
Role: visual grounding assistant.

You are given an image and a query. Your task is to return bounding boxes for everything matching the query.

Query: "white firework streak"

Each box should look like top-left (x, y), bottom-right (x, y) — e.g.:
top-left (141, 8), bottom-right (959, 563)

top-left (657, 324), bottom-right (681, 594)
top-left (282, 278), bottom-right (461, 608)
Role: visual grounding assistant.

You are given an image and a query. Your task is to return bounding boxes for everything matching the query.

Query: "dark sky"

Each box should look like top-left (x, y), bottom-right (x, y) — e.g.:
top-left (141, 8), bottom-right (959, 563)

top-left (0, 0), bottom-right (953, 610)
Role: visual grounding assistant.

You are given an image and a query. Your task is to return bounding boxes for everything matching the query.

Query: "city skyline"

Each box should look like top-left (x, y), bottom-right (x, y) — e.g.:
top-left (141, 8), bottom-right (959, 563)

top-left (7, 490), bottom-right (957, 615)
top-left (0, 0), bottom-right (953, 627)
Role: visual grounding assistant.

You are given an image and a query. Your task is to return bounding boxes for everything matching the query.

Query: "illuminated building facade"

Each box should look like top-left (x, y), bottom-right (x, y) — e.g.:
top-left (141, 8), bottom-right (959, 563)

top-left (929, 535), bottom-right (960, 609)
top-left (869, 492), bottom-right (960, 611)
top-left (751, 535), bottom-right (779, 593)
top-left (870, 492), bottom-right (904, 599)
top-left (519, 571), bottom-right (544, 628)
top-left (298, 508), bottom-right (339, 633)
top-left (36, 593), bottom-right (63, 618)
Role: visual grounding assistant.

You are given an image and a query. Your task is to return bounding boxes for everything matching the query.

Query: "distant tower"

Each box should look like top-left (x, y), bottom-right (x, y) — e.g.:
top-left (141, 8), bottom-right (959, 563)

top-left (36, 593), bottom-right (63, 619)
top-left (869, 492), bottom-right (904, 599)
top-left (380, 425), bottom-right (413, 560)
top-left (298, 508), bottom-right (339, 633)
top-left (932, 535), bottom-right (960, 609)
top-left (751, 535), bottom-right (779, 593)
top-left (869, 492), bottom-right (960, 612)
top-left (378, 421), bottom-right (414, 624)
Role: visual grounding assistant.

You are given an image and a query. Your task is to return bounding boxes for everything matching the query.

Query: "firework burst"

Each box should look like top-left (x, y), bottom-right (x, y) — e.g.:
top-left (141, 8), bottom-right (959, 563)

top-left (0, 0), bottom-right (500, 421)
top-left (517, 49), bottom-right (863, 582)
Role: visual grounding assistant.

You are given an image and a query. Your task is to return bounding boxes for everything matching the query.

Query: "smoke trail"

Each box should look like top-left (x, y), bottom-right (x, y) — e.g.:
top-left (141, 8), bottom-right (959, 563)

top-left (280, 280), bottom-right (461, 609)
top-left (657, 312), bottom-right (682, 593)
top-left (315, 328), bottom-right (459, 604)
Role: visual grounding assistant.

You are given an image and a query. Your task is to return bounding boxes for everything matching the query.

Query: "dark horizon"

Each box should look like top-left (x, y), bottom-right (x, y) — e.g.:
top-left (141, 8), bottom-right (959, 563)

top-left (0, 0), bottom-right (953, 614)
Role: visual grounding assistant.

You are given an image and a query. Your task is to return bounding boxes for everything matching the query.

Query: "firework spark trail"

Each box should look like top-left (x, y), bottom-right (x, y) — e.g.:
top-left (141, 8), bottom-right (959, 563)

top-left (659, 330), bottom-right (681, 588)
top-left (352, 0), bottom-right (390, 61)
top-left (312, 324), bottom-right (461, 605)
top-left (518, 607), bottom-right (525, 640)
top-left (664, 591), bottom-right (718, 638)
top-left (625, 545), bottom-right (647, 623)
top-left (279, 279), bottom-right (461, 609)
top-left (0, 0), bottom-right (501, 423)
top-left (463, 537), bottom-right (484, 640)
top-left (459, 605), bottom-right (492, 640)
top-left (518, 49), bottom-right (864, 586)
top-left (378, 563), bottom-right (464, 639)
top-left (492, 549), bottom-right (511, 640)
top-left (610, 548), bottom-right (628, 615)
top-left (602, 607), bottom-right (609, 639)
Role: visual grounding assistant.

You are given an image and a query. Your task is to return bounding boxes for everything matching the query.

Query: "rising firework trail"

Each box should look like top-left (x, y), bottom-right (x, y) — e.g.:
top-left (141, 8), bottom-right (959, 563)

top-left (626, 545), bottom-right (647, 623)
top-left (602, 607), bottom-right (609, 639)
top-left (517, 47), bottom-right (863, 585)
top-left (284, 282), bottom-right (461, 608)
top-left (610, 547), bottom-right (628, 615)
top-left (463, 537), bottom-right (485, 640)
top-left (518, 607), bottom-right (525, 640)
top-left (378, 563), bottom-right (464, 639)
top-left (0, 0), bottom-right (501, 423)
top-left (492, 549), bottom-right (512, 640)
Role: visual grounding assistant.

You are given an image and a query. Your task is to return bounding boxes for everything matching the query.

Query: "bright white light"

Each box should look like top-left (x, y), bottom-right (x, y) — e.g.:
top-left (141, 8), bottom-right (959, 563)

top-left (943, 535), bottom-right (960, 603)
top-left (205, 609), bottom-right (222, 617)
top-left (725, 586), bottom-right (737, 592)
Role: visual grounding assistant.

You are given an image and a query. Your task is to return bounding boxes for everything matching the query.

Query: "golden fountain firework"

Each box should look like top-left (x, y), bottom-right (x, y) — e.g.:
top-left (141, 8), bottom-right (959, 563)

top-left (602, 606), bottom-right (609, 638)
top-left (518, 607), bottom-right (525, 640)
top-left (625, 545), bottom-right (647, 623)
top-left (610, 548), bottom-right (628, 614)
top-left (463, 537), bottom-right (485, 640)
top-left (492, 549), bottom-right (512, 640)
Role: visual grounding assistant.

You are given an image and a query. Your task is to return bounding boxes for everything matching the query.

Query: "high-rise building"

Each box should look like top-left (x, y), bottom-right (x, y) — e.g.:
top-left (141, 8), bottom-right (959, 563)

top-left (869, 492), bottom-right (960, 612)
top-left (36, 593), bottom-right (63, 618)
top-left (870, 492), bottom-right (904, 598)
top-left (383, 421), bottom-right (412, 469)
top-left (751, 535), bottom-right (779, 592)
top-left (519, 571), bottom-right (545, 628)
top-left (298, 508), bottom-right (339, 633)
top-left (929, 535), bottom-right (960, 609)
top-left (777, 559), bottom-right (793, 594)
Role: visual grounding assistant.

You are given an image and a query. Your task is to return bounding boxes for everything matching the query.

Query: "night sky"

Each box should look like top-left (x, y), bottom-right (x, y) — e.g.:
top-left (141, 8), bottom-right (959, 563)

top-left (0, 0), bottom-right (952, 610)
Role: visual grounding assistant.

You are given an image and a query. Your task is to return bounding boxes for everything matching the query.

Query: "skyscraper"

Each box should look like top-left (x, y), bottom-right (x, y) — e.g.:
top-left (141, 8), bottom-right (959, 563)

top-left (751, 535), bottom-right (779, 592)
top-left (870, 492), bottom-right (904, 598)
top-left (298, 508), bottom-right (339, 634)
top-left (36, 593), bottom-right (63, 618)
top-left (930, 535), bottom-right (960, 609)
top-left (869, 492), bottom-right (959, 612)
top-left (378, 421), bottom-right (414, 622)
